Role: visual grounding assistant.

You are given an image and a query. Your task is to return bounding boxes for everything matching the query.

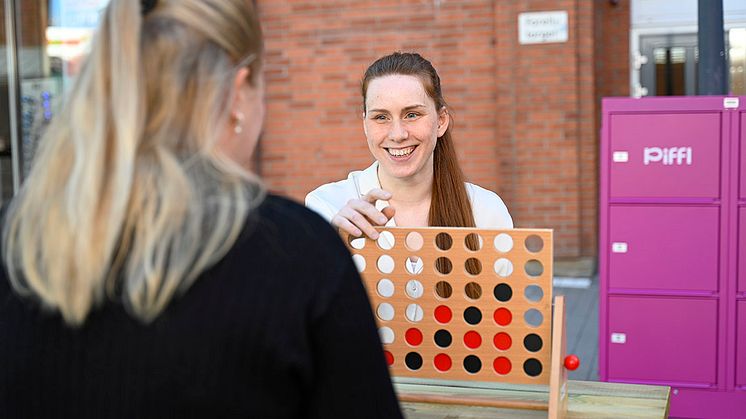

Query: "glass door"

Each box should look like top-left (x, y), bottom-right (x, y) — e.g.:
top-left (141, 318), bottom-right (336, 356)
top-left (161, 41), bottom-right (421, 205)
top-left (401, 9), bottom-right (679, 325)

top-left (0, 0), bottom-right (17, 201)
top-left (638, 29), bottom-right (746, 97)
top-left (0, 0), bottom-right (108, 203)
top-left (639, 34), bottom-right (699, 97)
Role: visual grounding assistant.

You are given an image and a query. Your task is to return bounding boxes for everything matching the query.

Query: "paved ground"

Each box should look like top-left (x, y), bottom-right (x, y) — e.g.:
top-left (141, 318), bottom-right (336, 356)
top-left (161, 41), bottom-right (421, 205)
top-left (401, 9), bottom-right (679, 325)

top-left (553, 276), bottom-right (599, 381)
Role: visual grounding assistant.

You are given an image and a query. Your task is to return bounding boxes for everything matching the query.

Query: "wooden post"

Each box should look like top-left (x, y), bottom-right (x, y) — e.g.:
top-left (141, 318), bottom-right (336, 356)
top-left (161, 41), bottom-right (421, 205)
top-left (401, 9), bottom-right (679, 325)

top-left (548, 295), bottom-right (569, 418)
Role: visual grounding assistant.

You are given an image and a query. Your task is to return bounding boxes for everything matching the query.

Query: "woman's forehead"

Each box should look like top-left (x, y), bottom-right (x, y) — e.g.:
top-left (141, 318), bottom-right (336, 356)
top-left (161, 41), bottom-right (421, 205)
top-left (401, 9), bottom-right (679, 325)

top-left (365, 74), bottom-right (434, 110)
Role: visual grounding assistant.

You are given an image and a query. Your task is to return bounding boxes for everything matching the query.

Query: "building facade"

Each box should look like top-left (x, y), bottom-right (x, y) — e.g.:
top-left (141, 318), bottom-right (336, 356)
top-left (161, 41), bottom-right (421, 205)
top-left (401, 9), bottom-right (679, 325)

top-left (1, 0), bottom-right (745, 263)
top-left (256, 0), bottom-right (629, 261)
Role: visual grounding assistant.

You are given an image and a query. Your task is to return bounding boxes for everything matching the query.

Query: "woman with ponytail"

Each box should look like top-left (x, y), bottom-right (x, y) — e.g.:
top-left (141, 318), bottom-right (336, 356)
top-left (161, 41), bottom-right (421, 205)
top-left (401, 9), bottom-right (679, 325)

top-left (0, 1), bottom-right (401, 417)
top-left (307, 52), bottom-right (513, 240)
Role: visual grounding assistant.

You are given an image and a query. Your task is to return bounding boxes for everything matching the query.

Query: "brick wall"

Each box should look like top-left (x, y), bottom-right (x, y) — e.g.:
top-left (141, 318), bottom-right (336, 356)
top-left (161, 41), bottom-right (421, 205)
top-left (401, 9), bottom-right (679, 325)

top-left (257, 0), bottom-right (501, 196)
top-left (257, 0), bottom-right (630, 260)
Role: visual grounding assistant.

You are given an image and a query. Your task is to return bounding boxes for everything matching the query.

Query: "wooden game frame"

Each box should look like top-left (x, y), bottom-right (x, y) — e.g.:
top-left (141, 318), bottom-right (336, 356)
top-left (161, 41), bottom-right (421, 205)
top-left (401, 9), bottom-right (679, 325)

top-left (346, 227), bottom-right (569, 418)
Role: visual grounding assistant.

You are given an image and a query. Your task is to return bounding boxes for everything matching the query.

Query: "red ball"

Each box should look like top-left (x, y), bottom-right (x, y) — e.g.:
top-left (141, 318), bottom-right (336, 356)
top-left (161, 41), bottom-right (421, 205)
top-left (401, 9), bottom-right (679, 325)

top-left (564, 354), bottom-right (580, 371)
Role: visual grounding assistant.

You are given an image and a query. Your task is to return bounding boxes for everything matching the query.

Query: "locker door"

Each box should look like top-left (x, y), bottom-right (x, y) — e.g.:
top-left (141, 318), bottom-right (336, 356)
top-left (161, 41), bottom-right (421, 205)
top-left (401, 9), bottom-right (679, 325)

top-left (607, 296), bottom-right (717, 386)
top-left (609, 206), bottom-right (719, 292)
top-left (609, 113), bottom-right (721, 199)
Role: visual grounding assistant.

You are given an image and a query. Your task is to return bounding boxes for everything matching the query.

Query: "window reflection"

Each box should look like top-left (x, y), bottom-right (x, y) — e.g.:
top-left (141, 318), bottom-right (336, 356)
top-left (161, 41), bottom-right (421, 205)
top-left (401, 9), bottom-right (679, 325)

top-left (729, 28), bottom-right (746, 95)
top-left (0, 1), bottom-right (14, 199)
top-left (15, 1), bottom-right (108, 179)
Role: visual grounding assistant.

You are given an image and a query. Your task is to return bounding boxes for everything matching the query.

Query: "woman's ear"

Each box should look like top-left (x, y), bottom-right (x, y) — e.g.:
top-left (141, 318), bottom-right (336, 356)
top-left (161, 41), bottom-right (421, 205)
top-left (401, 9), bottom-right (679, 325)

top-left (230, 67), bottom-right (252, 110)
top-left (437, 106), bottom-right (450, 137)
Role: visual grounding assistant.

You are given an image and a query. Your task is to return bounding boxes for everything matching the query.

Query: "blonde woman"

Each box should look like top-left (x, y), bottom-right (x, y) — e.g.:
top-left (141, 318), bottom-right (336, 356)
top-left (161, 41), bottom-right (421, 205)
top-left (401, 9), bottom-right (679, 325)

top-left (0, 1), bottom-right (402, 418)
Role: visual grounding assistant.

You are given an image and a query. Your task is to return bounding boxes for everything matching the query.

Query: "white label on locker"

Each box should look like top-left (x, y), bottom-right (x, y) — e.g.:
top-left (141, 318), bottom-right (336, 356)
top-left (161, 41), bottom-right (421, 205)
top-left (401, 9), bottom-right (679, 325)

top-left (643, 147), bottom-right (692, 165)
top-left (611, 333), bottom-right (626, 344)
top-left (612, 242), bottom-right (628, 253)
top-left (724, 97), bottom-right (739, 108)
top-left (612, 151), bottom-right (629, 163)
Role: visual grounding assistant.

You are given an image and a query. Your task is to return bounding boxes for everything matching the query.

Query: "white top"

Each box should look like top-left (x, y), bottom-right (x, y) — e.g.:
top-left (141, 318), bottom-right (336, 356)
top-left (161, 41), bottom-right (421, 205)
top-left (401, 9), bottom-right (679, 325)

top-left (305, 161), bottom-right (514, 229)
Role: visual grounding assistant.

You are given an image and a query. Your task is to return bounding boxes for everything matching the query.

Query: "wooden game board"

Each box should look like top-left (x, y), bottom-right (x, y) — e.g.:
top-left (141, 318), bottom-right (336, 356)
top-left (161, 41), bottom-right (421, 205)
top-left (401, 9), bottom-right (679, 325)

top-left (346, 227), bottom-right (570, 418)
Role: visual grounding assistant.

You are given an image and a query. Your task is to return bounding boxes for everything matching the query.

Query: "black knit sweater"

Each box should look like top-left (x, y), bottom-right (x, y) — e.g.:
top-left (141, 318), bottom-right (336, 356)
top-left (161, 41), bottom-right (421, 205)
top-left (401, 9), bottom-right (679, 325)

top-left (0, 195), bottom-right (403, 418)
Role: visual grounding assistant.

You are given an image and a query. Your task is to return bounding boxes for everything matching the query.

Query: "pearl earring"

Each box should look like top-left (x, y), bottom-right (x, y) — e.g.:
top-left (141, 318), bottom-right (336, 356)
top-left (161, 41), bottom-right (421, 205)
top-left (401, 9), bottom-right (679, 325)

top-left (234, 111), bottom-right (245, 135)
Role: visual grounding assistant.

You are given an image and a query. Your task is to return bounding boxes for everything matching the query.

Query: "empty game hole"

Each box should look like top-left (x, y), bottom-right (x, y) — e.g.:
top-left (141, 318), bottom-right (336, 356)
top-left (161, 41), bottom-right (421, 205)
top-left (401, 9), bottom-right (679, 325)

top-left (406, 279), bottom-right (424, 299)
top-left (493, 356), bottom-right (512, 375)
top-left (377, 231), bottom-right (395, 250)
top-left (435, 232), bottom-right (453, 251)
top-left (464, 306), bottom-right (482, 325)
top-left (377, 303), bottom-right (395, 321)
top-left (464, 233), bottom-right (483, 251)
top-left (525, 260), bottom-right (544, 277)
top-left (463, 355), bottom-right (482, 374)
top-left (494, 233), bottom-right (513, 253)
top-left (523, 358), bottom-right (543, 377)
top-left (405, 231), bottom-right (424, 251)
top-left (465, 258), bottom-right (482, 275)
top-left (405, 257), bottom-right (423, 275)
top-left (377, 255), bottom-right (394, 274)
top-left (435, 257), bottom-right (453, 275)
top-left (493, 332), bottom-right (512, 350)
top-left (352, 254), bottom-right (366, 272)
top-left (524, 334), bottom-right (543, 352)
top-left (376, 279), bottom-right (394, 298)
top-left (464, 282), bottom-right (482, 300)
top-left (434, 329), bottom-right (452, 348)
top-left (405, 352), bottom-right (423, 371)
top-left (524, 285), bottom-right (544, 302)
top-left (494, 258), bottom-right (514, 277)
top-left (348, 235), bottom-right (365, 250)
top-left (405, 303), bottom-right (424, 322)
top-left (524, 309), bottom-right (543, 327)
top-left (434, 354), bottom-right (452, 372)
top-left (493, 283), bottom-right (513, 302)
top-left (435, 281), bottom-right (453, 299)
top-left (525, 235), bottom-right (544, 253)
top-left (378, 327), bottom-right (394, 344)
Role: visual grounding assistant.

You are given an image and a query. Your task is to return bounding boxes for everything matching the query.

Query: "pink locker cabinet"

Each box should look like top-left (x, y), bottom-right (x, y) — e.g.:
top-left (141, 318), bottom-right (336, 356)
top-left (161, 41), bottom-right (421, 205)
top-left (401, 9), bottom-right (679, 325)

top-left (741, 113), bottom-right (746, 200)
top-left (732, 107), bottom-right (746, 394)
top-left (736, 300), bottom-right (746, 390)
top-left (601, 97), bottom-right (746, 418)
top-left (741, 208), bottom-right (746, 294)
top-left (740, 111), bottom-right (746, 391)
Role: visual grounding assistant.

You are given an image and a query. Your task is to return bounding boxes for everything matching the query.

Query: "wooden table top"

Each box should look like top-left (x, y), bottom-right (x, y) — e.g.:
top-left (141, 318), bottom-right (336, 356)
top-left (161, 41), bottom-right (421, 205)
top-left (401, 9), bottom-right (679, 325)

top-left (396, 379), bottom-right (670, 418)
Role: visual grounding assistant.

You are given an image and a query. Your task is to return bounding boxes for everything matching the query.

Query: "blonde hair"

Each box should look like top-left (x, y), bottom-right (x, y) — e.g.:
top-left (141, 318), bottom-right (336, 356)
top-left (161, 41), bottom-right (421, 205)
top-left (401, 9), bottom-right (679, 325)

top-left (2, 0), bottom-right (265, 325)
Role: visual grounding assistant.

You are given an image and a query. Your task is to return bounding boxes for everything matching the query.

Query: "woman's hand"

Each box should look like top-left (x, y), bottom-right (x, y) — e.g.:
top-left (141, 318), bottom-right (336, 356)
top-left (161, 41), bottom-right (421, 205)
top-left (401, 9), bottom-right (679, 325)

top-left (332, 188), bottom-right (396, 240)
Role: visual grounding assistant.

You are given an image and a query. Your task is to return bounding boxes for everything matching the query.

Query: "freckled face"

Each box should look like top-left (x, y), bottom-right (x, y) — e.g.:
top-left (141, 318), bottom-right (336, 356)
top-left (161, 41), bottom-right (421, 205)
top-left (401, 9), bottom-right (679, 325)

top-left (363, 74), bottom-right (449, 182)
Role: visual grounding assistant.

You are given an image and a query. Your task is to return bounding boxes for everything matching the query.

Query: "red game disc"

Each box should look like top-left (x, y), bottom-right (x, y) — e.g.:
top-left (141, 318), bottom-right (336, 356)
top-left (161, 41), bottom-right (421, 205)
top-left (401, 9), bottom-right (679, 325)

top-left (434, 305), bottom-right (453, 323)
top-left (434, 353), bottom-right (452, 372)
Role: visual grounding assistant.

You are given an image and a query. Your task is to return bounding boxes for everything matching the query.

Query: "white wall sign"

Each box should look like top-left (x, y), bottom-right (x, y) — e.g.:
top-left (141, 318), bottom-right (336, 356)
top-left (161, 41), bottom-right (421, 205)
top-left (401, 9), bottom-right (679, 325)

top-left (518, 11), bottom-right (569, 45)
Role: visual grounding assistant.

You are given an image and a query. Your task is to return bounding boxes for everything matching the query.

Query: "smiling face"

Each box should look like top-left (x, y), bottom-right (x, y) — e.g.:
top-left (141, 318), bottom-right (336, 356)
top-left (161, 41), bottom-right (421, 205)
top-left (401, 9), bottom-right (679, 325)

top-left (363, 74), bottom-right (449, 184)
